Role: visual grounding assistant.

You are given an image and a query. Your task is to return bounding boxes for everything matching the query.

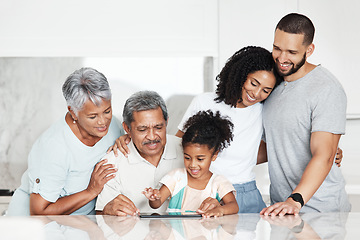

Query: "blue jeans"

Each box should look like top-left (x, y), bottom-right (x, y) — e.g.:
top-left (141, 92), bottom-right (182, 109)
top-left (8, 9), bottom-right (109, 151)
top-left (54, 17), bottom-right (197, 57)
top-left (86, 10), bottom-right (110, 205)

top-left (233, 181), bottom-right (266, 213)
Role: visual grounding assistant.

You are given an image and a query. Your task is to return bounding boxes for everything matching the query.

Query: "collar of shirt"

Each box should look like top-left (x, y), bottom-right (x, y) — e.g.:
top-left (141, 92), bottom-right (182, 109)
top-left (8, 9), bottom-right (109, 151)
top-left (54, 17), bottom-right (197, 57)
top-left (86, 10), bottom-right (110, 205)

top-left (127, 134), bottom-right (179, 165)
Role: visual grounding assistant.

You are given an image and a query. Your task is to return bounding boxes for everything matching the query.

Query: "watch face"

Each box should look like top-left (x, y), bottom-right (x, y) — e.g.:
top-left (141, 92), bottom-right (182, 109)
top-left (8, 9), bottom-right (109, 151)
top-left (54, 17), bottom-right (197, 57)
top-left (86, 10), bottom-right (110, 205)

top-left (289, 193), bottom-right (304, 207)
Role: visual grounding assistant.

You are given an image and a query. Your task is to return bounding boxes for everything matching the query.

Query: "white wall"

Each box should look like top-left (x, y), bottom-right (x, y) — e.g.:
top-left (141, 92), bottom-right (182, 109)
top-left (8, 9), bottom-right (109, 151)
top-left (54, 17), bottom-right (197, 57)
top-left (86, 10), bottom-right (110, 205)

top-left (299, 0), bottom-right (360, 116)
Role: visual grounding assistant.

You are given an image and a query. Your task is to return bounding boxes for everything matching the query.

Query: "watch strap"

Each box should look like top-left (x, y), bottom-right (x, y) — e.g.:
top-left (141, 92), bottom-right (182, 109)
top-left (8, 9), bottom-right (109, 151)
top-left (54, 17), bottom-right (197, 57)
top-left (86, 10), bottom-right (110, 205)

top-left (288, 193), bottom-right (304, 207)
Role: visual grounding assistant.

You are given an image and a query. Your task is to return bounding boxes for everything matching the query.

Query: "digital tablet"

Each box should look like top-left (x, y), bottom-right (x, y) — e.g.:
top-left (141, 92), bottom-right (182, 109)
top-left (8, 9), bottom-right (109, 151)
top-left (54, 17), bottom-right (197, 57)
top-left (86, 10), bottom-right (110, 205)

top-left (139, 212), bottom-right (202, 219)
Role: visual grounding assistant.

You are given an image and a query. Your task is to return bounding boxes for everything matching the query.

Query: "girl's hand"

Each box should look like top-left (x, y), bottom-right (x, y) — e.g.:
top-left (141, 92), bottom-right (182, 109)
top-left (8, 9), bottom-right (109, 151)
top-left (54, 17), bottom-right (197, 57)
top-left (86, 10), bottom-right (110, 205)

top-left (86, 159), bottom-right (117, 197)
top-left (202, 207), bottom-right (224, 218)
top-left (107, 134), bottom-right (131, 157)
top-left (142, 187), bottom-right (161, 201)
top-left (197, 197), bottom-right (220, 213)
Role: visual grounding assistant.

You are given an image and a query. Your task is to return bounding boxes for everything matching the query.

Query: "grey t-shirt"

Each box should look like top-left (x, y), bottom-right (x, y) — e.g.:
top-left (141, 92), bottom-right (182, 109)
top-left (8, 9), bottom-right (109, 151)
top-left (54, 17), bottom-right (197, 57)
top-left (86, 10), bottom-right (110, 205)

top-left (263, 65), bottom-right (351, 212)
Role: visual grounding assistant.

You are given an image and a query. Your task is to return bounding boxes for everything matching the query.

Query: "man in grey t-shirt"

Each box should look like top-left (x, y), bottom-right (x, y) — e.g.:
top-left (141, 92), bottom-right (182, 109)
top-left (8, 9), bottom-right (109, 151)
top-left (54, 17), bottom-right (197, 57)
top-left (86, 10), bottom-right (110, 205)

top-left (260, 13), bottom-right (351, 216)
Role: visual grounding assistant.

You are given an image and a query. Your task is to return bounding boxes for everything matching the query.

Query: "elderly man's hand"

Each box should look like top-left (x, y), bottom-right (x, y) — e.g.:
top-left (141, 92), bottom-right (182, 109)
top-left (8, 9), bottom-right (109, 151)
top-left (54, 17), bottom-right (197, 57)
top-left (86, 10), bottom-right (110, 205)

top-left (102, 194), bottom-right (139, 216)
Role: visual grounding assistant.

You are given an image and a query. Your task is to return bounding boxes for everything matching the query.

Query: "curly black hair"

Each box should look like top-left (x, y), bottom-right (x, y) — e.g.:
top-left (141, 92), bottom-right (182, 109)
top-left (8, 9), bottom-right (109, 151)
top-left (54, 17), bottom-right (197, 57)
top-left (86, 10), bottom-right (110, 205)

top-left (182, 110), bottom-right (234, 155)
top-left (215, 46), bottom-right (283, 107)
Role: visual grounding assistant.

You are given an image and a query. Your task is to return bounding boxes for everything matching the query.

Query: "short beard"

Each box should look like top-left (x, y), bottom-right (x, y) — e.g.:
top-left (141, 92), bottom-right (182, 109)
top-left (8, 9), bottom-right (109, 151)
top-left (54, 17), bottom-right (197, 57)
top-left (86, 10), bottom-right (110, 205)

top-left (276, 52), bottom-right (306, 77)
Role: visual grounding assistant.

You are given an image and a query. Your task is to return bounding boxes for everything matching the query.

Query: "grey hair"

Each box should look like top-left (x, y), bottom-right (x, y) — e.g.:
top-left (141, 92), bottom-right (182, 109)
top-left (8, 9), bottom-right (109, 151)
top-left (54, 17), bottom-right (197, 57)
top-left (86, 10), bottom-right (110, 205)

top-left (62, 67), bottom-right (111, 115)
top-left (123, 91), bottom-right (168, 128)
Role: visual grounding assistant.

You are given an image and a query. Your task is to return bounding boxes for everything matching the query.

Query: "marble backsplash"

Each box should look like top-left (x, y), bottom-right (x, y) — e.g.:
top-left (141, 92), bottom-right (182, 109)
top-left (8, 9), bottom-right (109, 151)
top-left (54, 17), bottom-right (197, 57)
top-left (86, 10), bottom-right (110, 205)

top-left (0, 58), bottom-right (83, 189)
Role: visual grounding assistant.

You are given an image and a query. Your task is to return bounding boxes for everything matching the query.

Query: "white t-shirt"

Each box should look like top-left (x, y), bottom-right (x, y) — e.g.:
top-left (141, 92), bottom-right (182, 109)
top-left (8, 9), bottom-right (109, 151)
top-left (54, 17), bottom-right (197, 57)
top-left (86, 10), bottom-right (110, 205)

top-left (178, 92), bottom-right (263, 184)
top-left (96, 135), bottom-right (184, 212)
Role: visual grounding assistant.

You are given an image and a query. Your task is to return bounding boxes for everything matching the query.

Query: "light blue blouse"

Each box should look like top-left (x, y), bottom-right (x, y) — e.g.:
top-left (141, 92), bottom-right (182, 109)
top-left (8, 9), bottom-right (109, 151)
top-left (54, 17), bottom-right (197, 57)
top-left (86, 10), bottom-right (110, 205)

top-left (7, 116), bottom-right (122, 215)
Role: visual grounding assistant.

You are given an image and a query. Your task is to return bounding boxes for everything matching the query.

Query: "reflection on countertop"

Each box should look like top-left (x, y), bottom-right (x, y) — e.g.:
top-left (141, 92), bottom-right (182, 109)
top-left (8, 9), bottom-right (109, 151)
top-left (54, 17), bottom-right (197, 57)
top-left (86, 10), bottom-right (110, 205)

top-left (1, 212), bottom-right (359, 240)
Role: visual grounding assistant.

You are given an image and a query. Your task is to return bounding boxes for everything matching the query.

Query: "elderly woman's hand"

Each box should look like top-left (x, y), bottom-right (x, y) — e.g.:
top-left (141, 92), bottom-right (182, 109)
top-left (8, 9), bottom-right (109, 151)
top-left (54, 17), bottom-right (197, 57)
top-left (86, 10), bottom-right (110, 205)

top-left (86, 159), bottom-right (117, 197)
top-left (107, 134), bottom-right (131, 157)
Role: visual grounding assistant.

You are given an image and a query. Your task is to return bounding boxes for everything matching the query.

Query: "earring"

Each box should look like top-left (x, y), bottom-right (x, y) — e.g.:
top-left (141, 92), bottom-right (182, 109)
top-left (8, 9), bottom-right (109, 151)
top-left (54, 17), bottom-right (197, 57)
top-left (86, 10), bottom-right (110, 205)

top-left (73, 119), bottom-right (76, 124)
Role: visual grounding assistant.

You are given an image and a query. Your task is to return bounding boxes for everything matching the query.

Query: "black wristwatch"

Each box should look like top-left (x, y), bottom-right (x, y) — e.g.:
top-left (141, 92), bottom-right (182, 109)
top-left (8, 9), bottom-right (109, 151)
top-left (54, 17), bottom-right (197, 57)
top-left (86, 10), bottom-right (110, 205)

top-left (288, 193), bottom-right (304, 207)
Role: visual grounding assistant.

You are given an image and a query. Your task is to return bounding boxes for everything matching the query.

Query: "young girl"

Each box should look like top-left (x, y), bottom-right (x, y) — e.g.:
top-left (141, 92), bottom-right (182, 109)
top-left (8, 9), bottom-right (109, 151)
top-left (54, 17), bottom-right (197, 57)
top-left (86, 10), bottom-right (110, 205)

top-left (143, 110), bottom-right (239, 218)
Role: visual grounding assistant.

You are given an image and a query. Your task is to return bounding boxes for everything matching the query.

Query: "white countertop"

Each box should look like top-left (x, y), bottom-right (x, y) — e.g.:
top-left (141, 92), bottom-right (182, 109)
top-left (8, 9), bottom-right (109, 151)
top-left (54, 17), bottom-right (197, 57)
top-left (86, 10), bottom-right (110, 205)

top-left (1, 212), bottom-right (359, 239)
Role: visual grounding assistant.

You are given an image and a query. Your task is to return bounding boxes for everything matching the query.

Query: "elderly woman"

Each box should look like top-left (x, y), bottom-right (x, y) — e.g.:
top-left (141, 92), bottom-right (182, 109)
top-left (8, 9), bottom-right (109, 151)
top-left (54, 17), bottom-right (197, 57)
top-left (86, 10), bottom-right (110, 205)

top-left (7, 67), bottom-right (123, 215)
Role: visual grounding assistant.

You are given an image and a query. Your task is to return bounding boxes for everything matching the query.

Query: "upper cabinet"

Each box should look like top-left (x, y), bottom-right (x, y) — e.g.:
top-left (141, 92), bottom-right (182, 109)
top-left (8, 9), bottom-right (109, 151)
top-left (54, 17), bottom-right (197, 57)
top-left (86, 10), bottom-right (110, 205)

top-left (0, 0), bottom-right (218, 57)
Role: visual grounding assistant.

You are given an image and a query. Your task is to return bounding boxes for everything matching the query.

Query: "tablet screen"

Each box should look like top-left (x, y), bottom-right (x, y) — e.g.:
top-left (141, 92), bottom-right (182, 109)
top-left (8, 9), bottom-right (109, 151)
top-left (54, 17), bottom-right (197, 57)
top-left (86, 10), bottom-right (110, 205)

top-left (139, 212), bottom-right (202, 219)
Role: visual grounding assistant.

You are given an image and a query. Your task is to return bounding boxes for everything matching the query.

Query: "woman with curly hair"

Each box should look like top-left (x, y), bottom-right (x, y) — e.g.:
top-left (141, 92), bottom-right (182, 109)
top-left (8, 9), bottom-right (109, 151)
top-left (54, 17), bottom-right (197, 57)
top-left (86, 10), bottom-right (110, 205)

top-left (176, 46), bottom-right (283, 213)
top-left (143, 110), bottom-right (239, 218)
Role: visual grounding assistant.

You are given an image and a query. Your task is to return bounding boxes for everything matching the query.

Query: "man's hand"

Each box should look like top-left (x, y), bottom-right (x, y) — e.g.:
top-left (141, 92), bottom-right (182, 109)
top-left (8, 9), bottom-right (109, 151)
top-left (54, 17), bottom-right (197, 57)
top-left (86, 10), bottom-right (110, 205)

top-left (260, 197), bottom-right (301, 216)
top-left (261, 214), bottom-right (302, 229)
top-left (86, 159), bottom-right (117, 197)
top-left (102, 194), bottom-right (139, 216)
top-left (107, 134), bottom-right (131, 157)
top-left (197, 197), bottom-right (221, 214)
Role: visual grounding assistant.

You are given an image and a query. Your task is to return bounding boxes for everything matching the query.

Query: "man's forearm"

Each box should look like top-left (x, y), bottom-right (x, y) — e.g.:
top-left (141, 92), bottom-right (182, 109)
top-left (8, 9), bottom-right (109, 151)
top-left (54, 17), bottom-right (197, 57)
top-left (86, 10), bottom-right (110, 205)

top-left (292, 132), bottom-right (340, 204)
top-left (293, 154), bottom-right (333, 204)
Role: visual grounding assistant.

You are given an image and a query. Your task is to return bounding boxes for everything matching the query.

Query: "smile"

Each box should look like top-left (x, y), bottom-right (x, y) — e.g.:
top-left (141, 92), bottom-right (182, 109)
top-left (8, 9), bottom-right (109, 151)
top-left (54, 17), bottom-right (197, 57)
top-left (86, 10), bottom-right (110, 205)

top-left (246, 93), bottom-right (256, 102)
top-left (190, 169), bottom-right (200, 175)
top-left (279, 62), bottom-right (292, 70)
top-left (96, 126), bottom-right (107, 132)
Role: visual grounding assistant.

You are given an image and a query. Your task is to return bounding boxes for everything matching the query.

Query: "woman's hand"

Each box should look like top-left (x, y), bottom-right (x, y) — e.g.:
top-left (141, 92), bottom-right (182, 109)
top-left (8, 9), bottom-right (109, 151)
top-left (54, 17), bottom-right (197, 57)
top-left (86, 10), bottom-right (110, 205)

top-left (335, 147), bottom-right (343, 167)
top-left (86, 159), bottom-right (117, 197)
top-left (107, 134), bottom-right (131, 157)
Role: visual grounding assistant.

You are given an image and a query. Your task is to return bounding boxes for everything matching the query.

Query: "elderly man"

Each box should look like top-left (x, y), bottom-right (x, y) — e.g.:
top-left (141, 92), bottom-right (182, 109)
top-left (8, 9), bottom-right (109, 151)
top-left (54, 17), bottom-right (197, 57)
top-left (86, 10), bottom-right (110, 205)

top-left (96, 91), bottom-right (184, 216)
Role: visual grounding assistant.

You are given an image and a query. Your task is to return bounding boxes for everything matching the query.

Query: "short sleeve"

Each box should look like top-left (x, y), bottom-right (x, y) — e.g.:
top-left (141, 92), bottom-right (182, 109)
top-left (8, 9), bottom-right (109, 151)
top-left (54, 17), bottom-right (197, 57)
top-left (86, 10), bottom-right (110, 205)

top-left (311, 84), bottom-right (347, 134)
top-left (159, 168), bottom-right (186, 197)
top-left (214, 175), bottom-right (236, 200)
top-left (28, 139), bottom-right (69, 203)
